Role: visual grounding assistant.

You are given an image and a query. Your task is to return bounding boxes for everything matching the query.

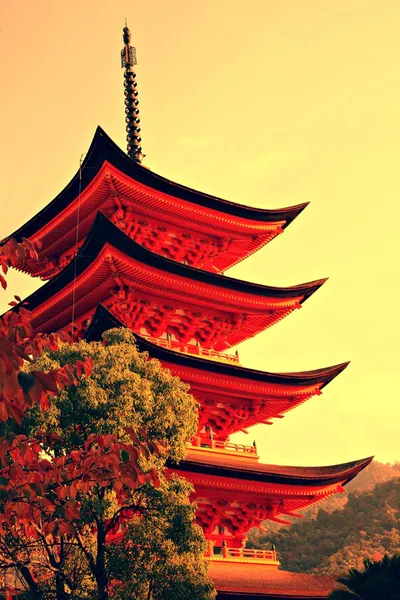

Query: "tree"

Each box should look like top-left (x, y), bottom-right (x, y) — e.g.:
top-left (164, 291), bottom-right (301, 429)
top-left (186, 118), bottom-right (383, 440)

top-left (328, 554), bottom-right (400, 599)
top-left (315, 530), bottom-right (400, 577)
top-left (107, 477), bottom-right (215, 600)
top-left (0, 237), bottom-right (74, 424)
top-left (0, 240), bottom-right (214, 599)
top-left (28, 329), bottom-right (198, 463)
top-left (0, 239), bottom-right (98, 599)
top-left (0, 323), bottom-right (214, 600)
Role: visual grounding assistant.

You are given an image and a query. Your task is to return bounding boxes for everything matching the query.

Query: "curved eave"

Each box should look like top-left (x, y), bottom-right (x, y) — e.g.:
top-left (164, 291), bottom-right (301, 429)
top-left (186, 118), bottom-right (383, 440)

top-left (3, 126), bottom-right (308, 244)
top-left (86, 305), bottom-right (349, 389)
top-left (20, 213), bottom-right (327, 313)
top-left (170, 453), bottom-right (373, 488)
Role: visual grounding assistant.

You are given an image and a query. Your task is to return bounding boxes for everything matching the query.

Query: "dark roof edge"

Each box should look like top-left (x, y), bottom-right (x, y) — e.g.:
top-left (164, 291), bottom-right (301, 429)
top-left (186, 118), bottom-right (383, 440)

top-left (3, 126), bottom-right (309, 243)
top-left (170, 456), bottom-right (374, 487)
top-left (85, 305), bottom-right (349, 388)
top-left (20, 213), bottom-right (327, 312)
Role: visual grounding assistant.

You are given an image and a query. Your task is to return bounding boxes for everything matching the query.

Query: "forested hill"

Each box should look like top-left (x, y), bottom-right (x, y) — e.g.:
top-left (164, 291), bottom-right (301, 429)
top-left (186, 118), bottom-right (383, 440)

top-left (301, 459), bottom-right (400, 520)
top-left (247, 462), bottom-right (400, 576)
top-left (344, 460), bottom-right (400, 493)
top-left (249, 460), bottom-right (400, 531)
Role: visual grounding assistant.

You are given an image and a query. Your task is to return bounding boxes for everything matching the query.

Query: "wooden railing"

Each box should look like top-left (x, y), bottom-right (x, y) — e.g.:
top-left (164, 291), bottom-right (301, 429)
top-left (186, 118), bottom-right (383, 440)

top-left (191, 439), bottom-right (258, 457)
top-left (142, 335), bottom-right (240, 365)
top-left (225, 548), bottom-right (277, 561)
top-left (208, 546), bottom-right (279, 565)
top-left (212, 440), bottom-right (257, 455)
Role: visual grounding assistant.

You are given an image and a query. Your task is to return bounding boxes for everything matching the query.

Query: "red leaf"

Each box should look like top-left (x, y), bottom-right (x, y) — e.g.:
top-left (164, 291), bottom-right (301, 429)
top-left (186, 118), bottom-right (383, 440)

top-left (84, 356), bottom-right (94, 377)
top-left (0, 356), bottom-right (5, 380)
top-left (6, 589), bottom-right (17, 600)
top-left (59, 521), bottom-right (75, 536)
top-left (75, 360), bottom-right (85, 379)
top-left (64, 503), bottom-right (81, 521)
top-left (7, 404), bottom-right (23, 424)
top-left (28, 380), bottom-right (42, 406)
top-left (39, 390), bottom-right (50, 410)
top-left (33, 370), bottom-right (59, 395)
top-left (124, 427), bottom-right (138, 444)
top-left (113, 479), bottom-right (123, 494)
top-left (151, 468), bottom-right (161, 488)
top-left (3, 370), bottom-right (20, 400)
top-left (0, 403), bottom-right (7, 422)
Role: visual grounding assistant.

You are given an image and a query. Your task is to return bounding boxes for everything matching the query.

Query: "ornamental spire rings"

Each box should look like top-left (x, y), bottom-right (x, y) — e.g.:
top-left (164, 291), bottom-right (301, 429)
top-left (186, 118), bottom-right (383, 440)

top-left (121, 23), bottom-right (143, 163)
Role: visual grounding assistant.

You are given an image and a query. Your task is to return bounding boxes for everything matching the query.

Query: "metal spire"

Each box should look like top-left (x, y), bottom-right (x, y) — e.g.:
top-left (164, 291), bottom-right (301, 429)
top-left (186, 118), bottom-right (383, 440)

top-left (121, 22), bottom-right (143, 163)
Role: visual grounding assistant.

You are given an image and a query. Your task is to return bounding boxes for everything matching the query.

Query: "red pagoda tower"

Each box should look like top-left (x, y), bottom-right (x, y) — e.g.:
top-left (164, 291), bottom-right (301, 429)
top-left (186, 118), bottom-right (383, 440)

top-left (3, 25), bottom-right (372, 600)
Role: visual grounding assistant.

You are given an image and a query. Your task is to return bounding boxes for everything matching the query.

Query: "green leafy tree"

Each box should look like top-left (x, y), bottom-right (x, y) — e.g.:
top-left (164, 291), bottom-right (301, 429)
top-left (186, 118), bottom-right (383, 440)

top-left (30, 328), bottom-right (198, 462)
top-left (328, 554), bottom-right (400, 599)
top-left (107, 477), bottom-right (215, 600)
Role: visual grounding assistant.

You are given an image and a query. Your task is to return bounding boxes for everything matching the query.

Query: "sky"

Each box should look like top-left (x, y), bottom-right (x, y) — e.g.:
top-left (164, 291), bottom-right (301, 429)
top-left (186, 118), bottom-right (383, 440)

top-left (1, 0), bottom-right (399, 467)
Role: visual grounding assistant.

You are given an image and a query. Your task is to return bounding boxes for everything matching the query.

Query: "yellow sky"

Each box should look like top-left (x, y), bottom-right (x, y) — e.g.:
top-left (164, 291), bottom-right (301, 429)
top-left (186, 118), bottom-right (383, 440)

top-left (1, 0), bottom-right (399, 467)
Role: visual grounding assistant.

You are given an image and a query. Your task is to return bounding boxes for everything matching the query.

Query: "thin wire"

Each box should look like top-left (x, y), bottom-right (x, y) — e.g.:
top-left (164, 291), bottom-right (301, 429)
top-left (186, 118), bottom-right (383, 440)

top-left (71, 153), bottom-right (86, 334)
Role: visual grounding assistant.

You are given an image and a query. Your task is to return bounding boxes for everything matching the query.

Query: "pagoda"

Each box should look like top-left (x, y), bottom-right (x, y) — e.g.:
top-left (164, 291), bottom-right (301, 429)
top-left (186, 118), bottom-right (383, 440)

top-left (3, 25), bottom-right (372, 600)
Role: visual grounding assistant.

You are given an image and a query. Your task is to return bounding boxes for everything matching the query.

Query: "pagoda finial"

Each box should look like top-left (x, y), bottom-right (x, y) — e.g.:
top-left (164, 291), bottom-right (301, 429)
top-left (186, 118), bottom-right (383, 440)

top-left (121, 22), bottom-right (143, 163)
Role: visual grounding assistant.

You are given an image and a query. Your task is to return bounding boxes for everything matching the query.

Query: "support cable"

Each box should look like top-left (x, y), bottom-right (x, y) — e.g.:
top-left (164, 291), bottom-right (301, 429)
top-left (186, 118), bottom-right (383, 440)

top-left (70, 153), bottom-right (86, 335)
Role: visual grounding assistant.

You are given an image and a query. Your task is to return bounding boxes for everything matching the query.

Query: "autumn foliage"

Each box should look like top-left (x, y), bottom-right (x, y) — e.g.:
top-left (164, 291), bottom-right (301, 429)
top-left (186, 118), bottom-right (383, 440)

top-left (0, 240), bottom-right (165, 599)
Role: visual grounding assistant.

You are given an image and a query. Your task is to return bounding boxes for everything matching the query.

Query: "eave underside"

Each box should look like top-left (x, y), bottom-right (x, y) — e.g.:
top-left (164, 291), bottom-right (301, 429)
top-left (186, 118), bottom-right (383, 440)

top-left (20, 215), bottom-right (324, 352)
top-left (169, 453), bottom-right (372, 539)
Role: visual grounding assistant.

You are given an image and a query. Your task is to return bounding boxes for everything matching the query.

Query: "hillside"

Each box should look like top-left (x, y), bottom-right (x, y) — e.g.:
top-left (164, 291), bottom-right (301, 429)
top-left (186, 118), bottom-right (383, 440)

top-left (247, 460), bottom-right (400, 539)
top-left (247, 462), bottom-right (400, 576)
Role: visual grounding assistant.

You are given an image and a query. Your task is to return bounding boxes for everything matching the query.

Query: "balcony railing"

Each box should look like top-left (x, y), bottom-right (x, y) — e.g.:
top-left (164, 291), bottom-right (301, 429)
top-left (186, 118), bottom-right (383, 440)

top-left (212, 440), bottom-right (257, 455)
top-left (191, 439), bottom-right (258, 458)
top-left (142, 335), bottom-right (240, 365)
top-left (208, 546), bottom-right (279, 566)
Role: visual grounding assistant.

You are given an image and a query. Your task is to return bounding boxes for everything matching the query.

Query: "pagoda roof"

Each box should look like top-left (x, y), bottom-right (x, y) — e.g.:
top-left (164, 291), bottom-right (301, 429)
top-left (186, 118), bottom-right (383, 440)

top-left (172, 448), bottom-right (373, 488)
top-left (86, 305), bottom-right (348, 390)
top-left (19, 213), bottom-right (326, 350)
top-left (169, 451), bottom-right (372, 539)
top-left (86, 305), bottom-right (348, 437)
top-left (209, 562), bottom-right (337, 599)
top-left (4, 127), bottom-right (308, 276)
